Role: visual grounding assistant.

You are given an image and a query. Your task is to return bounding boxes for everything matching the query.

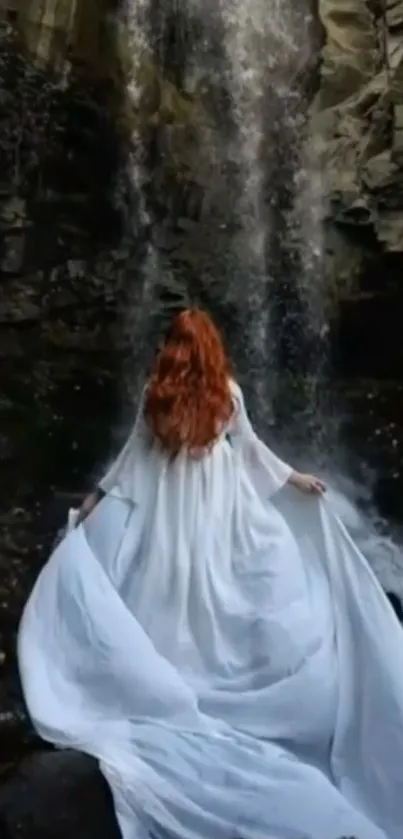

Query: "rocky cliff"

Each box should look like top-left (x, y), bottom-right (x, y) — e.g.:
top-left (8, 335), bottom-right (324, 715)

top-left (308, 0), bottom-right (403, 417)
top-left (313, 0), bottom-right (403, 251)
top-left (4, 0), bottom-right (403, 258)
top-left (0, 2), bottom-right (128, 766)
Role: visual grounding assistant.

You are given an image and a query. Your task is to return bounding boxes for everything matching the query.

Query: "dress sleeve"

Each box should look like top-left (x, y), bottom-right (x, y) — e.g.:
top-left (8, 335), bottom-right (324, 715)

top-left (228, 381), bottom-right (293, 498)
top-left (98, 390), bottom-right (151, 503)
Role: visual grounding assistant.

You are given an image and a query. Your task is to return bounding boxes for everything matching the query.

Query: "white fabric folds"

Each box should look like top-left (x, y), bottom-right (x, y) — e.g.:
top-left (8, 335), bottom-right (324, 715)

top-left (18, 383), bottom-right (403, 839)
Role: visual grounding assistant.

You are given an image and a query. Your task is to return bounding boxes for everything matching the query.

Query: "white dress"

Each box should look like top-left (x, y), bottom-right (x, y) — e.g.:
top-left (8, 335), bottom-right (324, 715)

top-left (18, 381), bottom-right (403, 839)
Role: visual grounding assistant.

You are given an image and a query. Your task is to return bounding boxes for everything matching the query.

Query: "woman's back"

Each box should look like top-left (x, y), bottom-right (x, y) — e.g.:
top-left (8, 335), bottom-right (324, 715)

top-left (94, 377), bottom-right (303, 681)
top-left (19, 310), bottom-right (402, 839)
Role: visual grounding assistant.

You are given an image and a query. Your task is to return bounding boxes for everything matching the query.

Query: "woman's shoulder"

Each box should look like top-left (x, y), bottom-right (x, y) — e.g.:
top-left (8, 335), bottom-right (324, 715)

top-left (228, 378), bottom-right (241, 395)
top-left (228, 378), bottom-right (243, 406)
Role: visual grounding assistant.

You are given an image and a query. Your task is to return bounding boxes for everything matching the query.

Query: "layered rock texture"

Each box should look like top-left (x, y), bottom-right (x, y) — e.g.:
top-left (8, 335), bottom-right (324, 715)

top-left (315, 1), bottom-right (403, 242)
top-left (312, 0), bottom-right (403, 291)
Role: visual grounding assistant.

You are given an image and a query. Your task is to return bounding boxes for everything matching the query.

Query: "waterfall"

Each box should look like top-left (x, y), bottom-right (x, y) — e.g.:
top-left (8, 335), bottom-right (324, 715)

top-left (119, 0), bottom-right (326, 437)
top-left (217, 0), bottom-right (277, 429)
top-left (212, 0), bottom-right (331, 449)
top-left (117, 1), bottom-right (162, 401)
top-left (115, 1), bottom-right (403, 601)
top-left (217, 0), bottom-right (304, 432)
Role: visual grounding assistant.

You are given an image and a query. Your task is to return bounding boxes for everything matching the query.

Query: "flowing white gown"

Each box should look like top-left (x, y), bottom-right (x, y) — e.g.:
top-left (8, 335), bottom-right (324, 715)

top-left (18, 381), bottom-right (403, 839)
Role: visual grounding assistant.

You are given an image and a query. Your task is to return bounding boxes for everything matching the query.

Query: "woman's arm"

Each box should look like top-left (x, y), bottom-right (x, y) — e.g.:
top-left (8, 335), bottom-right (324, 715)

top-left (229, 381), bottom-right (326, 497)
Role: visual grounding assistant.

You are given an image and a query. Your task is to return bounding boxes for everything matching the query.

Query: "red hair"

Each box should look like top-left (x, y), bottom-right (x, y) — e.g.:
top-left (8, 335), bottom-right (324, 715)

top-left (144, 308), bottom-right (233, 455)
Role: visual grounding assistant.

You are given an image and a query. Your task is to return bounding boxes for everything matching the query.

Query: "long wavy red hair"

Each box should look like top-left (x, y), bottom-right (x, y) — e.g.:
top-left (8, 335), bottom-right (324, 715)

top-left (144, 308), bottom-right (233, 454)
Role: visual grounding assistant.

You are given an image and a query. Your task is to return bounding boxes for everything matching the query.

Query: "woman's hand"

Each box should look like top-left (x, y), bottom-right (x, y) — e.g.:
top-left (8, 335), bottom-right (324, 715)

top-left (289, 471), bottom-right (326, 496)
top-left (76, 489), bottom-right (101, 526)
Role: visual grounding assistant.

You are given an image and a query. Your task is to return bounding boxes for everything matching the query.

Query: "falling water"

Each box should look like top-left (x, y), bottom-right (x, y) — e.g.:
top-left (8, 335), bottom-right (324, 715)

top-left (117, 2), bottom-right (162, 400)
top-left (288, 89), bottom-right (336, 461)
top-left (213, 0), bottom-right (330, 445)
top-left (217, 0), bottom-right (302, 430)
top-left (119, 0), bottom-right (327, 438)
top-left (217, 0), bottom-right (274, 425)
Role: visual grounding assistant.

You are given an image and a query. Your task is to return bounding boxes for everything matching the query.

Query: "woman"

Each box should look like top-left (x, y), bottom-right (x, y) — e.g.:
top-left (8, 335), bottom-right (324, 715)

top-left (18, 309), bottom-right (403, 839)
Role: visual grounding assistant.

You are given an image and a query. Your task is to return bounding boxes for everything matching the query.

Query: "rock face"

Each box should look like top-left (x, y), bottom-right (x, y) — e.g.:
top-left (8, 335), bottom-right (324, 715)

top-left (313, 0), bottom-right (403, 283)
top-left (0, 8), bottom-right (130, 766)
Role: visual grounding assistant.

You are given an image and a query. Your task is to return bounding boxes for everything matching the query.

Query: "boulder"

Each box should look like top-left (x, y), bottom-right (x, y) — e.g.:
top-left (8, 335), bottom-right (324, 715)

top-left (0, 750), bottom-right (120, 839)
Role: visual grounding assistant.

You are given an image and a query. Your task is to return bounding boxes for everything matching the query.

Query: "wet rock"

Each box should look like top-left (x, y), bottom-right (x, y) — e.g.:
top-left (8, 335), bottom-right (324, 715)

top-left (1, 237), bottom-right (25, 276)
top-left (335, 290), bottom-right (403, 378)
top-left (0, 750), bottom-right (120, 839)
top-left (337, 378), bottom-right (403, 524)
top-left (0, 279), bottom-right (40, 323)
top-left (313, 0), bottom-right (403, 278)
top-left (0, 699), bottom-right (38, 777)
